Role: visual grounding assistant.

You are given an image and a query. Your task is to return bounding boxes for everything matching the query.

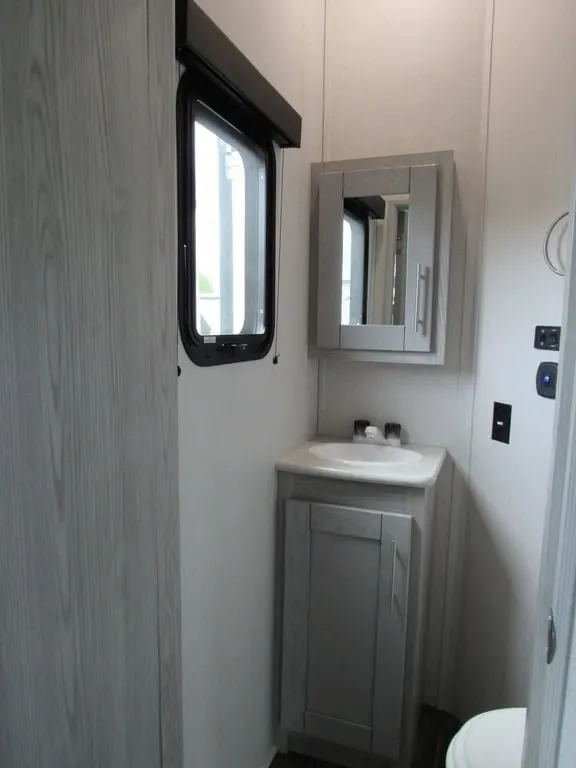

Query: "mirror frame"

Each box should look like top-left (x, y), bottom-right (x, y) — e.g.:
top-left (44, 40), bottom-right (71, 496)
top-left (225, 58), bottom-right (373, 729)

top-left (310, 150), bottom-right (454, 366)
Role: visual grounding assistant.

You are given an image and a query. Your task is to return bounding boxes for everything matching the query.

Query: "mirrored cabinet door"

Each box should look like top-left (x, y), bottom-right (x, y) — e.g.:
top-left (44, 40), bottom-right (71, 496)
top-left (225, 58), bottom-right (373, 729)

top-left (312, 151), bottom-right (453, 364)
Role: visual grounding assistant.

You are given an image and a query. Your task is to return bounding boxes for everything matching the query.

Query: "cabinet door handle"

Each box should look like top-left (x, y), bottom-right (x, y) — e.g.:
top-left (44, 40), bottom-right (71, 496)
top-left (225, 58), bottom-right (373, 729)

top-left (390, 540), bottom-right (398, 613)
top-left (414, 264), bottom-right (428, 333)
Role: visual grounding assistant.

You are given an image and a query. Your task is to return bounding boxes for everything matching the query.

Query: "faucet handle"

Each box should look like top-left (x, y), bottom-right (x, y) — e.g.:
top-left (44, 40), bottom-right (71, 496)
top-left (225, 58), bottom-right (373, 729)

top-left (353, 419), bottom-right (371, 437)
top-left (384, 423), bottom-right (402, 446)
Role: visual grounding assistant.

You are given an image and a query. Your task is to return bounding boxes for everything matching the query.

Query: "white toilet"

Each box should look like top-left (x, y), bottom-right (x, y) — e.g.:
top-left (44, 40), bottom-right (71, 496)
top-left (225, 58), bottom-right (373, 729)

top-left (446, 708), bottom-right (526, 767)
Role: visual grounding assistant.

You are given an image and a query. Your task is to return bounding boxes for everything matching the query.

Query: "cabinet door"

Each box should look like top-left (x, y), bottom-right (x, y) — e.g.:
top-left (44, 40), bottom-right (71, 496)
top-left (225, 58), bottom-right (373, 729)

top-left (281, 501), bottom-right (412, 760)
top-left (372, 511), bottom-right (413, 758)
top-left (403, 165), bottom-right (438, 352)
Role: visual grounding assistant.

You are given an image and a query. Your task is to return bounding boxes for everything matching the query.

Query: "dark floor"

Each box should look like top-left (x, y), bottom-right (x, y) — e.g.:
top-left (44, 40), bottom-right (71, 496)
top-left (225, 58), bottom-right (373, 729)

top-left (271, 706), bottom-right (461, 768)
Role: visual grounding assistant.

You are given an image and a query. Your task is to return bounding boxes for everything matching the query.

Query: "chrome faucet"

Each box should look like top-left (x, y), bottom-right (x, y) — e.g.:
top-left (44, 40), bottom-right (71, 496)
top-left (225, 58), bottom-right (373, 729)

top-left (365, 425), bottom-right (385, 443)
top-left (353, 420), bottom-right (402, 447)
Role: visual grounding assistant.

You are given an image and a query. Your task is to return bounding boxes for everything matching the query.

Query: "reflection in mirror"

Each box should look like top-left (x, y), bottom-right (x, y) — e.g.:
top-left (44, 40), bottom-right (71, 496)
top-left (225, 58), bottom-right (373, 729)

top-left (341, 212), bottom-right (366, 325)
top-left (341, 194), bottom-right (409, 327)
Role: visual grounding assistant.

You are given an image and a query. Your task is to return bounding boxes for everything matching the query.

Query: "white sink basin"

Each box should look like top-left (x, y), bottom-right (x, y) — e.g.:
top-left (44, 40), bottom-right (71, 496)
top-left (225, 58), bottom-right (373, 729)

top-left (308, 442), bottom-right (423, 467)
top-left (277, 440), bottom-right (445, 487)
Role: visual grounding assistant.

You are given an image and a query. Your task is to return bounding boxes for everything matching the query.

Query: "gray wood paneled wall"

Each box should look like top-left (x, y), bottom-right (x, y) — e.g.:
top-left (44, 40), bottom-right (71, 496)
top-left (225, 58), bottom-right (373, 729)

top-left (0, 1), bottom-right (181, 766)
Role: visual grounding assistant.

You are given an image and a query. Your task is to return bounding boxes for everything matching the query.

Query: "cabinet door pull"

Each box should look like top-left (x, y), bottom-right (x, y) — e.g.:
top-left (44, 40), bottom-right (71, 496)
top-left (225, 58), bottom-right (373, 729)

top-left (414, 264), bottom-right (428, 333)
top-left (390, 540), bottom-right (398, 613)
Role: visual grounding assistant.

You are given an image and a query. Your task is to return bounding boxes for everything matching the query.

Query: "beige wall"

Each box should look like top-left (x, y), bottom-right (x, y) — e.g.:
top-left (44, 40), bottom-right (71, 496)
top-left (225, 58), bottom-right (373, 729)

top-left (459, 0), bottom-right (576, 718)
top-left (319, 0), bottom-right (576, 719)
top-left (319, 0), bottom-right (488, 709)
top-left (177, 4), bottom-right (576, 764)
top-left (177, 3), bottom-right (324, 767)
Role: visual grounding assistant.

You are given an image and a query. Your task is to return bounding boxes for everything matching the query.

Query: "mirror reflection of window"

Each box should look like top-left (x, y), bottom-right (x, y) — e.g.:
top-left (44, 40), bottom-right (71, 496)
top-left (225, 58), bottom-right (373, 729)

top-left (367, 196), bottom-right (409, 326)
top-left (341, 212), bottom-right (366, 325)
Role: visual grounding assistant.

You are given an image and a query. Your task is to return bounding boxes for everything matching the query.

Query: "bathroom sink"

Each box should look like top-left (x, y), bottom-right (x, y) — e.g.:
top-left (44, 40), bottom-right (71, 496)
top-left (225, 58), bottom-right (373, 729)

top-left (277, 440), bottom-right (445, 487)
top-left (308, 442), bottom-right (423, 467)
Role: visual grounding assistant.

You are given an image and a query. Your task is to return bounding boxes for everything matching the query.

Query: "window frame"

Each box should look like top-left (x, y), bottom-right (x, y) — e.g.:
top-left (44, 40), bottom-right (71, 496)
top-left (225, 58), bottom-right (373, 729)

top-left (177, 67), bottom-right (277, 367)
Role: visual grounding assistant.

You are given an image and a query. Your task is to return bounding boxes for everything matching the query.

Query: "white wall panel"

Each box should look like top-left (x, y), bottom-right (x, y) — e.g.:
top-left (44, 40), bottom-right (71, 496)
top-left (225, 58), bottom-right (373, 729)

top-left (320, 0), bottom-right (576, 719)
top-left (319, 0), bottom-right (488, 709)
top-left (178, 3), bottom-right (325, 767)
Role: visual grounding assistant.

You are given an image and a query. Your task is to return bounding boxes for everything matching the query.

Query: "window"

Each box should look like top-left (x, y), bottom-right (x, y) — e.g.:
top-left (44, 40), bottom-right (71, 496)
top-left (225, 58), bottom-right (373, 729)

top-left (341, 212), bottom-right (367, 325)
top-left (178, 70), bottom-right (276, 366)
top-left (194, 108), bottom-right (267, 337)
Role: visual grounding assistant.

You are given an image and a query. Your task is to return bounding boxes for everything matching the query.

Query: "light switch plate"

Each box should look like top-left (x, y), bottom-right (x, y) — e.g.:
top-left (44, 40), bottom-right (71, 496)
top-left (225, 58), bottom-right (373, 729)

top-left (492, 402), bottom-right (512, 444)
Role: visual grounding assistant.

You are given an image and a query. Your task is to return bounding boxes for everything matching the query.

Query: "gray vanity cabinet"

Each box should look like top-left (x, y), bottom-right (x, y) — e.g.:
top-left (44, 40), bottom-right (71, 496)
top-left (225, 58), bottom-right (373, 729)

top-left (281, 500), bottom-right (412, 761)
top-left (278, 470), bottom-right (437, 768)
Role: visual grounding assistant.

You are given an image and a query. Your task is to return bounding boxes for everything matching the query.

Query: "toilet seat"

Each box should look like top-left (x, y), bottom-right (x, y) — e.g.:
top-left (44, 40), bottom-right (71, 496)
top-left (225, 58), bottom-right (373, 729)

top-left (446, 708), bottom-right (526, 768)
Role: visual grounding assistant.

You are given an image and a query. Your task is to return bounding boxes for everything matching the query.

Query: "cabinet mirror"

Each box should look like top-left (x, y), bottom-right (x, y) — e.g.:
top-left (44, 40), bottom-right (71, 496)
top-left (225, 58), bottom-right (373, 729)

top-left (312, 151), bottom-right (454, 364)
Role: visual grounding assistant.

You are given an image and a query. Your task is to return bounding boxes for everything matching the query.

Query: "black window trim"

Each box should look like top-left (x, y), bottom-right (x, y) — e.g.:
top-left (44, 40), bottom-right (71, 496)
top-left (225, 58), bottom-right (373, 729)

top-left (177, 67), bottom-right (277, 367)
top-left (176, 0), bottom-right (302, 149)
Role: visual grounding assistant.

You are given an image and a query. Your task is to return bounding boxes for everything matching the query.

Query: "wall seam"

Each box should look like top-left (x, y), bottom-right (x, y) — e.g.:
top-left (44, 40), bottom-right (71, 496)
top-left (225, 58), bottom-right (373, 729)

top-left (466, 0), bottom-right (497, 480)
top-left (315, 0), bottom-right (328, 437)
top-left (437, 0), bottom-right (497, 709)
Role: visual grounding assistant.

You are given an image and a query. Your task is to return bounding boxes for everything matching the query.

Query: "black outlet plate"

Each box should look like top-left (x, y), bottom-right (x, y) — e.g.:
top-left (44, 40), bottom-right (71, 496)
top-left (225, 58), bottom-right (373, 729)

top-left (492, 402), bottom-right (512, 444)
top-left (535, 325), bottom-right (561, 351)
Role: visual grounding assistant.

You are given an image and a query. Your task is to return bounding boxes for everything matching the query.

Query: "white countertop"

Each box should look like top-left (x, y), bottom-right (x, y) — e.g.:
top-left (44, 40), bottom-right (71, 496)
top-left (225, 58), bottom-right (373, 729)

top-left (276, 438), bottom-right (447, 488)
